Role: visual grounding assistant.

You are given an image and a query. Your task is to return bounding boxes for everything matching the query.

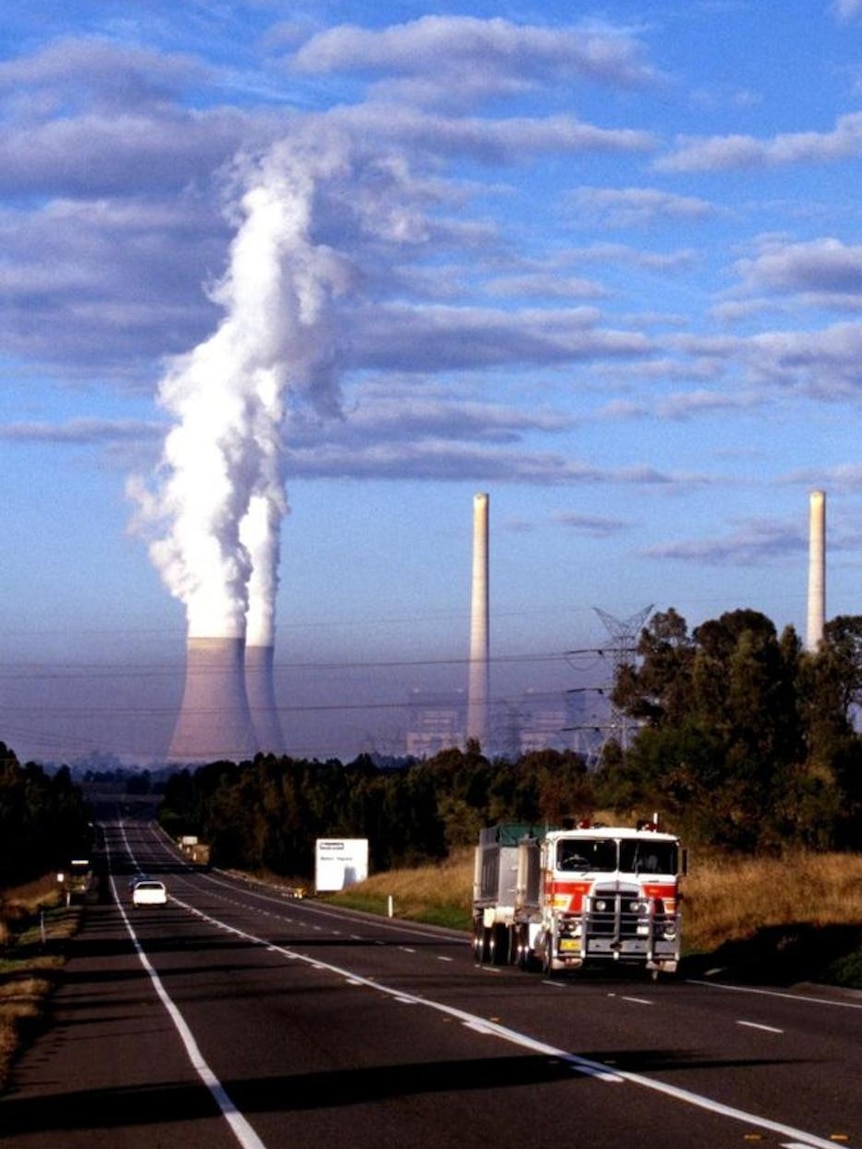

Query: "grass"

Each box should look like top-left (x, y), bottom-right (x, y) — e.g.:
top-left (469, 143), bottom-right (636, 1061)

top-left (328, 849), bottom-right (475, 930)
top-left (328, 847), bottom-right (862, 986)
top-left (0, 876), bottom-right (82, 1092)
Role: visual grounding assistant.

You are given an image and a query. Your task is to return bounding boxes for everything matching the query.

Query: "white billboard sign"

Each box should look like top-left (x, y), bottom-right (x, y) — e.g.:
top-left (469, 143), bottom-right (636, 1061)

top-left (315, 838), bottom-right (369, 893)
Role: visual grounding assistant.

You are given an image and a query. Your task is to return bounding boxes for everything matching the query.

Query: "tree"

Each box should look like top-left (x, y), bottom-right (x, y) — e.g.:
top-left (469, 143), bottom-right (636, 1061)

top-left (604, 609), bottom-right (815, 850)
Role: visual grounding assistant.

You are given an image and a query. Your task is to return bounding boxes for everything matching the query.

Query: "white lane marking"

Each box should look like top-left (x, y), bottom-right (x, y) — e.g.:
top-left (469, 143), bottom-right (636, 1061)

top-left (110, 828), bottom-right (267, 1149)
top-left (737, 1021), bottom-right (784, 1034)
top-left (689, 978), bottom-right (862, 1012)
top-left (620, 996), bottom-right (653, 1006)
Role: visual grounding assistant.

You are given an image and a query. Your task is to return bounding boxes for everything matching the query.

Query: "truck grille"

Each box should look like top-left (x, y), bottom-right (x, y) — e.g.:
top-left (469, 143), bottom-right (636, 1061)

top-left (585, 892), bottom-right (646, 939)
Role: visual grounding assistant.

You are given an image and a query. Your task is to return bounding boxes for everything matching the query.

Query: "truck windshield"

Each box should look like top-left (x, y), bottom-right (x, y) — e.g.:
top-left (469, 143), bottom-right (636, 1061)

top-left (556, 839), bottom-right (618, 872)
top-left (619, 840), bottom-right (678, 875)
top-left (557, 838), bottom-right (678, 875)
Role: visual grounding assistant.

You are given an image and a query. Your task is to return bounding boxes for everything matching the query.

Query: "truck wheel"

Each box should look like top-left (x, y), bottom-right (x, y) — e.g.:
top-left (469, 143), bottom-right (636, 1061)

top-left (490, 923), bottom-right (510, 966)
top-left (481, 926), bottom-right (494, 963)
top-left (541, 935), bottom-right (556, 979)
top-left (516, 926), bottom-right (533, 971)
top-left (472, 920), bottom-right (489, 963)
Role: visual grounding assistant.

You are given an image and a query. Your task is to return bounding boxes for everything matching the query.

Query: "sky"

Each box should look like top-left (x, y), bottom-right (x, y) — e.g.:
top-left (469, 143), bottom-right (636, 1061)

top-left (3, 0), bottom-right (862, 765)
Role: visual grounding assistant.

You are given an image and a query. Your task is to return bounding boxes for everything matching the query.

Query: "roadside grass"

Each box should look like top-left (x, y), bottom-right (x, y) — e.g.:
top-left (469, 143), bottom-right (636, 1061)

top-left (328, 847), bottom-right (862, 986)
top-left (328, 850), bottom-right (475, 931)
top-left (0, 876), bottom-right (81, 1092)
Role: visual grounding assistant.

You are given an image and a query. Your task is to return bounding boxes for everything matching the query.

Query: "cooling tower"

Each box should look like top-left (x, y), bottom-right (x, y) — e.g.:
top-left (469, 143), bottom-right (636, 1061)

top-left (245, 643), bottom-right (285, 754)
top-left (168, 636), bottom-right (259, 762)
top-left (806, 489), bottom-right (826, 652)
top-left (467, 492), bottom-right (490, 748)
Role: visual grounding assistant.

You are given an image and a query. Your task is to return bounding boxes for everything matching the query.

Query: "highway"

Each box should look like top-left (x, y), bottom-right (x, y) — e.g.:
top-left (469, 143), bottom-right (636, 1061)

top-left (4, 819), bottom-right (862, 1148)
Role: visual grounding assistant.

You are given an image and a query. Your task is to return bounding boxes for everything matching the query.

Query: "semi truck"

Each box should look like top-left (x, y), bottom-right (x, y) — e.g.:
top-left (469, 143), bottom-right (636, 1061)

top-left (472, 820), bottom-right (684, 977)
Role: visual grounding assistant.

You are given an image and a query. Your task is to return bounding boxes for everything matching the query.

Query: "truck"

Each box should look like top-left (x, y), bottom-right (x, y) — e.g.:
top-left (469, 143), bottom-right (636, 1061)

top-left (472, 820), bottom-right (684, 978)
top-left (59, 858), bottom-right (92, 905)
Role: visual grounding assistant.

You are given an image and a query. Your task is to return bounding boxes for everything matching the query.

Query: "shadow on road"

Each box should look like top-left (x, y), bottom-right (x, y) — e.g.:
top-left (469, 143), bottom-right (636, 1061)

top-left (0, 1048), bottom-right (807, 1136)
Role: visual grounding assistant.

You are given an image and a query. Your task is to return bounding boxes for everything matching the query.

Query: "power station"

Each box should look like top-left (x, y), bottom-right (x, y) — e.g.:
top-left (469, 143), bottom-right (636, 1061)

top-left (167, 487), bottom-right (829, 763)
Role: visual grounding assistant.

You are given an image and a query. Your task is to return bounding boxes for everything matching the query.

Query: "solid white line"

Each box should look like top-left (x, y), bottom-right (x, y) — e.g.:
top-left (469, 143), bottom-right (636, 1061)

top-left (112, 827), bottom-right (268, 1149)
top-left (737, 1020), bottom-right (784, 1034)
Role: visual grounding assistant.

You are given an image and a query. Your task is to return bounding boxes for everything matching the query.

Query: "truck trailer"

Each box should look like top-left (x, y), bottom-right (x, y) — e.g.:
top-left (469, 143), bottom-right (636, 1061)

top-left (472, 820), bottom-right (684, 977)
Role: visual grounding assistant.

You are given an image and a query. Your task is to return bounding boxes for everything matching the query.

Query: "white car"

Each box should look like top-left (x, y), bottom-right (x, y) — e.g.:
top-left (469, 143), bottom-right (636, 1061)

top-left (132, 880), bottom-right (167, 907)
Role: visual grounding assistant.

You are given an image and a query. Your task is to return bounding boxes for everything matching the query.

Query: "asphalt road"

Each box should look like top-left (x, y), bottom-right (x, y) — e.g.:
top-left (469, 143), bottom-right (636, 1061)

top-left (3, 820), bottom-right (862, 1148)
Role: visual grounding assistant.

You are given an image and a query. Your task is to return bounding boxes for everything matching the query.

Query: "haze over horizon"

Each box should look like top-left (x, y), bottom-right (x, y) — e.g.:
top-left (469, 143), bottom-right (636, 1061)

top-left (4, 1), bottom-right (862, 764)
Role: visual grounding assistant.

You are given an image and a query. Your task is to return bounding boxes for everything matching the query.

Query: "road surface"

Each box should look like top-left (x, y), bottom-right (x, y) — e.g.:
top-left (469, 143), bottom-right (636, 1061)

top-left (3, 820), bottom-right (861, 1148)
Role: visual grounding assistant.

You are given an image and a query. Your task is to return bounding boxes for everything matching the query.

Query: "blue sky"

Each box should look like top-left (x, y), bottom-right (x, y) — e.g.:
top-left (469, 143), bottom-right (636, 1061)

top-left (3, 0), bottom-right (862, 763)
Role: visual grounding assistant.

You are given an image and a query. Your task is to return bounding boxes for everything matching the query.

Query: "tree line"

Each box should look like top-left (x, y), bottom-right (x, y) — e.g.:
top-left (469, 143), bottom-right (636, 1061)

top-left (158, 744), bottom-right (594, 877)
top-left (0, 745), bottom-right (92, 886)
top-left (159, 607), bottom-right (862, 874)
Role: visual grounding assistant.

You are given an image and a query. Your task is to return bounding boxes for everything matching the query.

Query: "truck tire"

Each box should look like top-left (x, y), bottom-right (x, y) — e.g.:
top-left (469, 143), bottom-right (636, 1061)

top-left (515, 925), bottom-right (531, 970)
top-left (489, 923), bottom-right (510, 966)
top-left (541, 934), bottom-right (557, 979)
top-left (472, 919), bottom-right (489, 963)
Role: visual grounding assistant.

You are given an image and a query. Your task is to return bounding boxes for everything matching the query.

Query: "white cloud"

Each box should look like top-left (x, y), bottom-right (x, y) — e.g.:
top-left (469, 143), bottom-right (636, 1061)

top-left (292, 16), bottom-right (660, 109)
top-left (348, 301), bottom-right (653, 372)
top-left (642, 518), bottom-right (805, 566)
top-left (570, 186), bottom-right (716, 228)
top-left (553, 511), bottom-right (630, 536)
top-left (746, 321), bottom-right (862, 397)
top-left (334, 104), bottom-right (655, 162)
top-left (831, 0), bottom-right (862, 22)
top-left (734, 237), bottom-right (862, 305)
top-left (657, 112), bottom-right (862, 172)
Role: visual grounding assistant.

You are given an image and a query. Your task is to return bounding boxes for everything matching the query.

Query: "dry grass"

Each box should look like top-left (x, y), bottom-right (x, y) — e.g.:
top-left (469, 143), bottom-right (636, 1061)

top-left (329, 849), bottom-right (475, 928)
top-left (682, 849), bottom-right (862, 954)
top-left (0, 877), bottom-right (78, 1092)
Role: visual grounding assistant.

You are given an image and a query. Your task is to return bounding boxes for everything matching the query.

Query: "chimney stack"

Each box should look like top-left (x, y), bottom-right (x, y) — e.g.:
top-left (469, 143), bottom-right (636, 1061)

top-left (467, 492), bottom-right (490, 749)
top-left (806, 489), bottom-right (826, 652)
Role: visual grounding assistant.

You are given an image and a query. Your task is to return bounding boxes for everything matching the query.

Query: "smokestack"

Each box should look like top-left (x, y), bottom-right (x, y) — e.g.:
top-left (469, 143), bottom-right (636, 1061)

top-left (245, 644), bottom-right (285, 754)
top-left (806, 489), bottom-right (826, 653)
top-left (467, 492), bottom-right (490, 748)
top-left (168, 637), bottom-right (258, 763)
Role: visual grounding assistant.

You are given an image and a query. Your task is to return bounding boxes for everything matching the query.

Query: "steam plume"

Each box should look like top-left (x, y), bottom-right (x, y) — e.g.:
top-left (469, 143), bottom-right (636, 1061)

top-left (131, 127), bottom-right (426, 756)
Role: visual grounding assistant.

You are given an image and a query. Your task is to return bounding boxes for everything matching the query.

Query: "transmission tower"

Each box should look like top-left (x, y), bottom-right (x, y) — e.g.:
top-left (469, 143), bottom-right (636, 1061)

top-left (594, 604), bottom-right (653, 753)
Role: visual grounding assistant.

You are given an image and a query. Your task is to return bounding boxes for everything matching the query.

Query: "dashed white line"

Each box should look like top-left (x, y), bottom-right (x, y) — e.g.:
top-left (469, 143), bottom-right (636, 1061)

top-left (737, 1020), bottom-right (784, 1034)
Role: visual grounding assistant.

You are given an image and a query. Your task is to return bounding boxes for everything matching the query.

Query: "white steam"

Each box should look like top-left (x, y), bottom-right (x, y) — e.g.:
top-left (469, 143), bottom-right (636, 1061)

top-left (132, 126), bottom-right (426, 642)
